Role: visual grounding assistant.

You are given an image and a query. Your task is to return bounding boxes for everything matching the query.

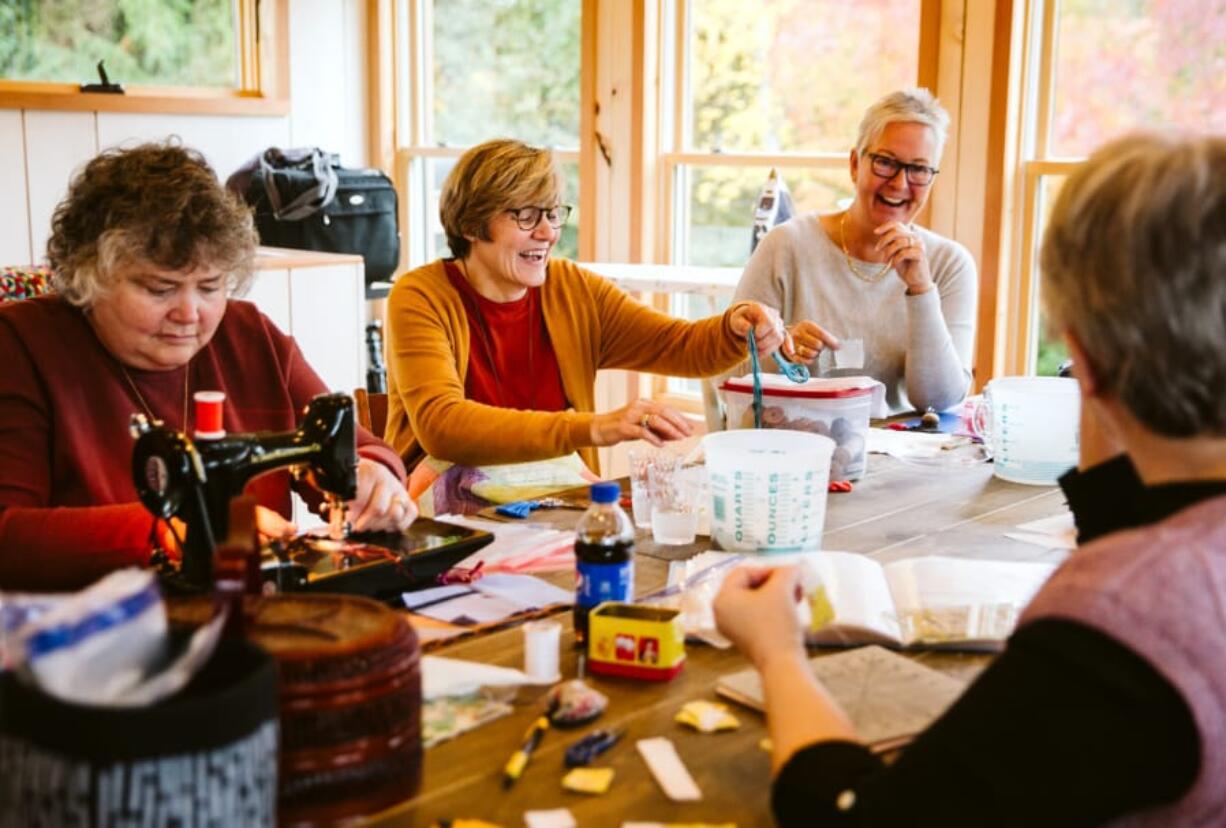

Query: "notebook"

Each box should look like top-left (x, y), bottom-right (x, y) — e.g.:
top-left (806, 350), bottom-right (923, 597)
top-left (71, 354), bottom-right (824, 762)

top-left (716, 645), bottom-right (967, 752)
top-left (803, 552), bottom-right (1057, 652)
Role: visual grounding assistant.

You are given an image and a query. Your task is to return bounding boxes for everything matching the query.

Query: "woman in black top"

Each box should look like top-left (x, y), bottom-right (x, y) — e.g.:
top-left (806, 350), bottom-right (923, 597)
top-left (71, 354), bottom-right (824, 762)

top-left (714, 131), bottom-right (1226, 826)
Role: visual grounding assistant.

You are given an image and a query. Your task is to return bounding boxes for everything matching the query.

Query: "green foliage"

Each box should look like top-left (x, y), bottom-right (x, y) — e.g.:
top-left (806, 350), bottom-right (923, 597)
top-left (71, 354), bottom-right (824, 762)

top-left (684, 0), bottom-right (916, 266)
top-left (432, 0), bottom-right (581, 148)
top-left (0, 0), bottom-right (237, 87)
top-left (1035, 330), bottom-right (1069, 377)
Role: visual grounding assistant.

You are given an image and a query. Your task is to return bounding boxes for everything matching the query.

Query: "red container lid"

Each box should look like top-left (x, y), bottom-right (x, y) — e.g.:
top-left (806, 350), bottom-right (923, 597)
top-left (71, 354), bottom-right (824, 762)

top-left (720, 374), bottom-right (877, 399)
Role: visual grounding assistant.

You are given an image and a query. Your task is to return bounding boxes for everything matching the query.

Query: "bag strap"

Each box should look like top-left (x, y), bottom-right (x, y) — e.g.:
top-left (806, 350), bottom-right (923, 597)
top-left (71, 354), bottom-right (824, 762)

top-left (259, 148), bottom-right (339, 221)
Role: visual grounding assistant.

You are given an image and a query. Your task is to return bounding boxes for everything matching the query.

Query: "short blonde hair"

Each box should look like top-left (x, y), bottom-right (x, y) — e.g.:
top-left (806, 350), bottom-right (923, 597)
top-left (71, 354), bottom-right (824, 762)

top-left (47, 141), bottom-right (257, 307)
top-left (1041, 132), bottom-right (1226, 437)
top-left (439, 139), bottom-right (564, 259)
top-left (855, 87), bottom-right (949, 162)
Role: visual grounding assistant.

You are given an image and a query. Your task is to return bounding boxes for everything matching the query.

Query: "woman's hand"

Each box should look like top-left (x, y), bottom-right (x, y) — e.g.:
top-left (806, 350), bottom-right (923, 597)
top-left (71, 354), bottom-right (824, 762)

top-left (874, 221), bottom-right (933, 295)
top-left (728, 301), bottom-right (790, 355)
top-left (346, 458), bottom-right (417, 533)
top-left (786, 320), bottom-right (841, 364)
top-left (589, 399), bottom-right (693, 448)
top-left (256, 506), bottom-right (297, 543)
top-left (714, 565), bottom-right (807, 671)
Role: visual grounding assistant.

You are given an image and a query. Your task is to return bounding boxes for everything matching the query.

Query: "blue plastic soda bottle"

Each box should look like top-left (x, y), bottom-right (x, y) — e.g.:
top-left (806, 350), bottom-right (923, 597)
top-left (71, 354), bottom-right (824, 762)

top-left (573, 481), bottom-right (635, 645)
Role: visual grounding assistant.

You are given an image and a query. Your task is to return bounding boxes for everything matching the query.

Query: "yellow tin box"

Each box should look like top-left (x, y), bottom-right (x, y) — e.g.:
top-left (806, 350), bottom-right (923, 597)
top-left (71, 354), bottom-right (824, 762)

top-left (587, 602), bottom-right (685, 681)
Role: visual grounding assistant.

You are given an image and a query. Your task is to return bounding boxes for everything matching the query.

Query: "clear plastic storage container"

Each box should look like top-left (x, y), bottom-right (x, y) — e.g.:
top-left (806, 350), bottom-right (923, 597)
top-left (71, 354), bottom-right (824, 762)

top-left (720, 374), bottom-right (878, 481)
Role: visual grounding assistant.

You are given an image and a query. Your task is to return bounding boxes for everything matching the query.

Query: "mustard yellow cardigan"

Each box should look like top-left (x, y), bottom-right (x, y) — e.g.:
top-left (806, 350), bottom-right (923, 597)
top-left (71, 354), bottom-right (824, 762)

top-left (384, 258), bottom-right (747, 473)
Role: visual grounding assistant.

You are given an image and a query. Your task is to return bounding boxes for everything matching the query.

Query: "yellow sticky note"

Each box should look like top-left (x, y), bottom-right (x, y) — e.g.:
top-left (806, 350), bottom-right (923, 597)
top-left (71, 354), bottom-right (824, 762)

top-left (675, 700), bottom-right (740, 733)
top-left (562, 766), bottom-right (615, 794)
top-left (809, 583), bottom-right (835, 631)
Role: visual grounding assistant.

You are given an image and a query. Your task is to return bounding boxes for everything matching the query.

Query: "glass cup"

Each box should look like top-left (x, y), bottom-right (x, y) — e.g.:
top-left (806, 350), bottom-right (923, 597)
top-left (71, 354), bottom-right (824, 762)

top-left (627, 447), bottom-right (666, 529)
top-left (648, 462), bottom-right (701, 545)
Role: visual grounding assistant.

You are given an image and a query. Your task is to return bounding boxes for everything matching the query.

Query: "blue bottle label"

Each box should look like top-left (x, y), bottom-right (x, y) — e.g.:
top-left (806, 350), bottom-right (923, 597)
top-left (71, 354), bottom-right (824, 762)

top-left (576, 559), bottom-right (634, 610)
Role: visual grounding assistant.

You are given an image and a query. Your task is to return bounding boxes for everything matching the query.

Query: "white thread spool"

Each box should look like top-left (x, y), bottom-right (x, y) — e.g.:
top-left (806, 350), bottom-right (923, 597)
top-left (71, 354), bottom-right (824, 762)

top-left (522, 620), bottom-right (561, 684)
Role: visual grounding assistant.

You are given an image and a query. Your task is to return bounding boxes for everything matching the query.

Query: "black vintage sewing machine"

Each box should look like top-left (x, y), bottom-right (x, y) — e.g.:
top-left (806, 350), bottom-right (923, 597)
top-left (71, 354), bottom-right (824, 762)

top-left (129, 392), bottom-right (491, 600)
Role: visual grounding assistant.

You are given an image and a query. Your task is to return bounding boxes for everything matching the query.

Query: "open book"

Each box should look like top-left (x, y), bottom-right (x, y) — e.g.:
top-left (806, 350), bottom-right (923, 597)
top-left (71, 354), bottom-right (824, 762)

top-left (806, 552), bottom-right (1057, 652)
top-left (717, 645), bottom-right (966, 752)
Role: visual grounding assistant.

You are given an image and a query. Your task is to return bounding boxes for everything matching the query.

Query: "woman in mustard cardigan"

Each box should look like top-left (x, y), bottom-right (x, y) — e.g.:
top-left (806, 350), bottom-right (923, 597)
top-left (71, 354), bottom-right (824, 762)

top-left (385, 138), bottom-right (792, 483)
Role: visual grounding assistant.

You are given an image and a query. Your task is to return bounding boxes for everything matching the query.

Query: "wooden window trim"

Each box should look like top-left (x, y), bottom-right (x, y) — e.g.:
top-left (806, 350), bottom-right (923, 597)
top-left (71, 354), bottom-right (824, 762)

top-left (0, 0), bottom-right (289, 116)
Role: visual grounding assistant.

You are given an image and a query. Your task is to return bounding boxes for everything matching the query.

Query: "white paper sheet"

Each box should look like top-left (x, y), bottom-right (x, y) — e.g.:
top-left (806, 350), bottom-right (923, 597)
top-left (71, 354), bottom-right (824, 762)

top-left (420, 655), bottom-right (531, 700)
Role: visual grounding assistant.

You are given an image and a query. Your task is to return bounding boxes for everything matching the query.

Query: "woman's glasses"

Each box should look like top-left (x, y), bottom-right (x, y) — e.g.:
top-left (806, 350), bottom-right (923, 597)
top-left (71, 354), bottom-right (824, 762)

top-left (506, 205), bottom-right (573, 230)
top-left (866, 152), bottom-right (939, 186)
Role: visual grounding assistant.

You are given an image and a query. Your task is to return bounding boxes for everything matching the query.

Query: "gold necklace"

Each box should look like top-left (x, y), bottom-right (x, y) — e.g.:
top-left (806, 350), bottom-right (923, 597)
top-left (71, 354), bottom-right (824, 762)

top-left (119, 362), bottom-right (191, 433)
top-left (839, 212), bottom-right (893, 283)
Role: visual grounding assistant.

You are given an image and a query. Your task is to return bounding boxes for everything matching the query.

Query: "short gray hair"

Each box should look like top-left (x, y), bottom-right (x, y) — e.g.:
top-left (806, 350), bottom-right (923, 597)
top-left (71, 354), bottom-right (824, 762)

top-left (855, 87), bottom-right (950, 162)
top-left (1040, 132), bottom-right (1226, 437)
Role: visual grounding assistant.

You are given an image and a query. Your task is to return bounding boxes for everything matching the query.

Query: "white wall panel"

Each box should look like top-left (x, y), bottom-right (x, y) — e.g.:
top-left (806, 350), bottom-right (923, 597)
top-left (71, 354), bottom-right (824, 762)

top-left (96, 113), bottom-right (291, 184)
top-left (0, 111), bottom-right (32, 265)
top-left (288, 262), bottom-right (364, 394)
top-left (243, 268), bottom-right (292, 332)
top-left (24, 111), bottom-right (97, 264)
top-left (290, 0), bottom-right (364, 165)
top-left (340, 0), bottom-right (369, 167)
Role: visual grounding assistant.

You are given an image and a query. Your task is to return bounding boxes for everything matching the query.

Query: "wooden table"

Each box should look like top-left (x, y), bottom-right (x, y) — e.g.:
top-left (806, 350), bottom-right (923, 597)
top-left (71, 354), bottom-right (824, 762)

top-left (369, 454), bottom-right (1070, 827)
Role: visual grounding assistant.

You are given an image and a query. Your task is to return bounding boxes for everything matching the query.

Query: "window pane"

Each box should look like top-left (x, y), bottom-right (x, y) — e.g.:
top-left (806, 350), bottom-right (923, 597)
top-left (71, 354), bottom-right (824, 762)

top-left (422, 157), bottom-right (579, 262)
top-left (0, 1), bottom-right (239, 87)
top-left (1034, 175), bottom-right (1070, 376)
top-left (432, 0), bottom-right (581, 147)
top-left (681, 165), bottom-right (851, 267)
top-left (688, 0), bottom-right (921, 152)
top-left (1050, 0), bottom-right (1226, 157)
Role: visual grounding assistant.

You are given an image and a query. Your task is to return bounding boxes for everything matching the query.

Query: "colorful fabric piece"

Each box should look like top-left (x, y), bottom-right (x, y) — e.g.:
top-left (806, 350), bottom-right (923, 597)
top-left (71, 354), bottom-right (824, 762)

top-left (0, 266), bottom-right (53, 303)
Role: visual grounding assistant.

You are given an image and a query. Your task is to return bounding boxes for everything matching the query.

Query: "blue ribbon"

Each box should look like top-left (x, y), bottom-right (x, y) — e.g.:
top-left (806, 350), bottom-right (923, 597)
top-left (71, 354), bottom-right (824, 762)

top-left (746, 327), bottom-right (809, 429)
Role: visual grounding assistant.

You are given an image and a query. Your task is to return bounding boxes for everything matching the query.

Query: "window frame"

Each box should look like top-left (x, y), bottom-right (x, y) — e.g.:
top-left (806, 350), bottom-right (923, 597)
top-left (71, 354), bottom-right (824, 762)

top-left (1005, 0), bottom-right (1084, 375)
top-left (652, 0), bottom-right (943, 403)
top-left (385, 0), bottom-right (590, 273)
top-left (0, 0), bottom-right (289, 116)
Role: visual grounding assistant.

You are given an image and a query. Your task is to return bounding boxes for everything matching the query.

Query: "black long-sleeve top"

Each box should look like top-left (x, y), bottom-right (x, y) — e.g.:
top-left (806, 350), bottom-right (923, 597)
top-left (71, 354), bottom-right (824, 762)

top-left (773, 456), bottom-right (1226, 826)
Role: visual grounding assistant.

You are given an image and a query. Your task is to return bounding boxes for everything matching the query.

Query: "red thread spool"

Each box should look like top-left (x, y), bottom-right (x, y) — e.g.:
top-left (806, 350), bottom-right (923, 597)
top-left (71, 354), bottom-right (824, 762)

top-left (193, 391), bottom-right (226, 439)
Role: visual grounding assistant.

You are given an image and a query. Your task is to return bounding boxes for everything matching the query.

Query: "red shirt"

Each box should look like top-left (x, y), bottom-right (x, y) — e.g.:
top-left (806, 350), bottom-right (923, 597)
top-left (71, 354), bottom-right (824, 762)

top-left (445, 261), bottom-right (568, 412)
top-left (0, 296), bottom-right (404, 591)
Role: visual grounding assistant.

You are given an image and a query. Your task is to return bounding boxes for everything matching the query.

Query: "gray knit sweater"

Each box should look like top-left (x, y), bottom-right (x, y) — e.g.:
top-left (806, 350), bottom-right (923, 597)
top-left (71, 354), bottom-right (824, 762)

top-left (731, 213), bottom-right (978, 414)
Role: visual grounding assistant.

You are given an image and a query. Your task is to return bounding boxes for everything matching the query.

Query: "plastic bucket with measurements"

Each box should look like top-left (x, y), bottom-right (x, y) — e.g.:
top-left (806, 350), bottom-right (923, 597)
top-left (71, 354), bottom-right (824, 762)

top-left (969, 376), bottom-right (1080, 486)
top-left (703, 429), bottom-right (834, 553)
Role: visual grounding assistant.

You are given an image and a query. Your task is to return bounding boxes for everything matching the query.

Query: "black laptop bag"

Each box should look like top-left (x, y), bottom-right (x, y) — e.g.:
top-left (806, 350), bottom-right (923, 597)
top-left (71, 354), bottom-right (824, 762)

top-left (228, 148), bottom-right (400, 296)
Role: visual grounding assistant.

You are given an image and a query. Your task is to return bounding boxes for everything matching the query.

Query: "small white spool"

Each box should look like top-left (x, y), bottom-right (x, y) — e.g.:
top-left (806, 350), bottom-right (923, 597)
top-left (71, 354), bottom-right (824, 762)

top-left (522, 620), bottom-right (562, 683)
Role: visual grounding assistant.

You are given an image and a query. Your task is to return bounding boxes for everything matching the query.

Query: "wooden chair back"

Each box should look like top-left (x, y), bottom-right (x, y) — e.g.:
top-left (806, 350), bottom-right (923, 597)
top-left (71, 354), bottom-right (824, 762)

top-left (354, 388), bottom-right (389, 437)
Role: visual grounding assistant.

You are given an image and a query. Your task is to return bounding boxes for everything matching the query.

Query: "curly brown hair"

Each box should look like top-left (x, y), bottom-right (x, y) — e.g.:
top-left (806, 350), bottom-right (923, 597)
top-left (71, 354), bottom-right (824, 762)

top-left (47, 140), bottom-right (258, 307)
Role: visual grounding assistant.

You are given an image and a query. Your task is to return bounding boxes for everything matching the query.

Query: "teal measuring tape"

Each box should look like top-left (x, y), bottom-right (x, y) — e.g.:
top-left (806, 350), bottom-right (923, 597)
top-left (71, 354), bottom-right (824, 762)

top-left (746, 327), bottom-right (810, 428)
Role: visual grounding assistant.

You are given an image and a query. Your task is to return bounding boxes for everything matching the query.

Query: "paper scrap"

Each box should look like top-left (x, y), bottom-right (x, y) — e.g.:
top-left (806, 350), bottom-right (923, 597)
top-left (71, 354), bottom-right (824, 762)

top-left (1009, 513), bottom-right (1077, 550)
top-left (834, 338), bottom-right (864, 369)
top-left (421, 655), bottom-right (531, 700)
top-left (524, 809), bottom-right (575, 828)
top-left (866, 427), bottom-right (959, 458)
top-left (422, 694), bottom-right (513, 748)
top-left (561, 766), bottom-right (615, 794)
top-left (675, 700), bottom-right (740, 733)
top-left (636, 737), bottom-right (702, 801)
top-left (406, 573), bottom-right (573, 626)
top-left (436, 514), bottom-right (575, 573)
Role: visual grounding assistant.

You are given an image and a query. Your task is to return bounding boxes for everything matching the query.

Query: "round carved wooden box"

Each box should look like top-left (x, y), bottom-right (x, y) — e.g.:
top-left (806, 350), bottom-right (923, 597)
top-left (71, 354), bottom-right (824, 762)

top-left (170, 594), bottom-right (422, 826)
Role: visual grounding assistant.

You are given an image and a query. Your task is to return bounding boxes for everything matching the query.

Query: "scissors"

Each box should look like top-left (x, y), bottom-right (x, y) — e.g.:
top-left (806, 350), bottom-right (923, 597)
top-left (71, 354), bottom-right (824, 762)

top-left (747, 327), bottom-right (810, 427)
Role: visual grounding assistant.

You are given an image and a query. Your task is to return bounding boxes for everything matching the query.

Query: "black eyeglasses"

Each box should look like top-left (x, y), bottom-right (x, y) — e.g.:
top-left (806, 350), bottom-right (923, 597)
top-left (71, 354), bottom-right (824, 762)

top-left (866, 152), bottom-right (939, 186)
top-left (505, 205), bottom-right (573, 231)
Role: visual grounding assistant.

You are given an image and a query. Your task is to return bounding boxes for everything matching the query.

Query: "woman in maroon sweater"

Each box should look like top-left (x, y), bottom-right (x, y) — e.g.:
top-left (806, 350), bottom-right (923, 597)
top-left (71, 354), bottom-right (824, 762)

top-left (0, 142), bottom-right (415, 591)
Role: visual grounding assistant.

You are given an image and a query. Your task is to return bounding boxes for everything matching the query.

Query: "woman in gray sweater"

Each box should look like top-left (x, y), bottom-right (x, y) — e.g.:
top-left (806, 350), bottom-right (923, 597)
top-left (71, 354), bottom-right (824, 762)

top-left (733, 88), bottom-right (977, 414)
